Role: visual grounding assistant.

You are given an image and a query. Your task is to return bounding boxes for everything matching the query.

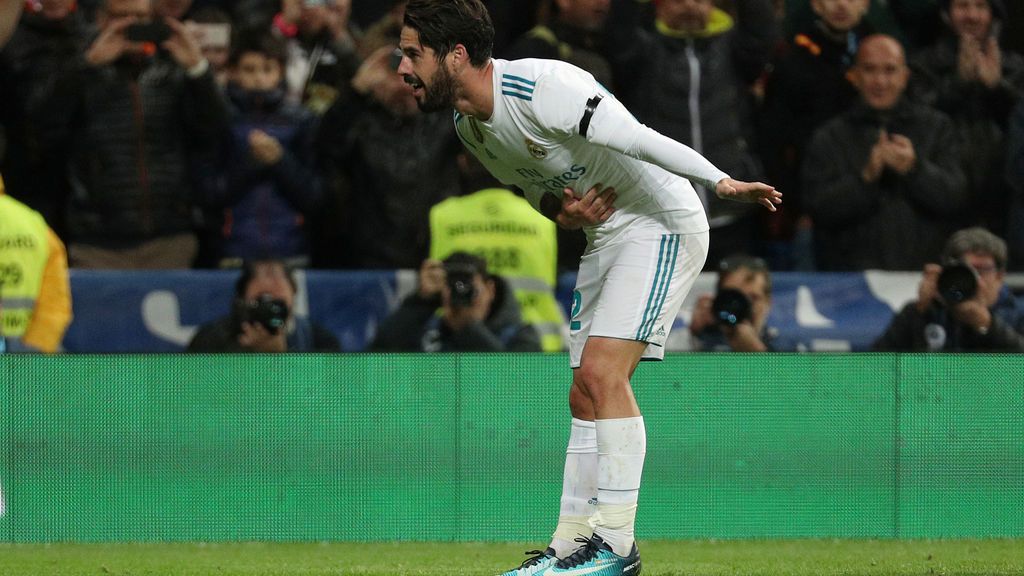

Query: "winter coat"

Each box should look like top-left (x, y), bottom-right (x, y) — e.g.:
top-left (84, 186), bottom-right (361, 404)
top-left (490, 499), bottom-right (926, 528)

top-left (910, 34), bottom-right (1024, 234)
top-left (613, 0), bottom-right (777, 229)
top-left (33, 52), bottom-right (229, 244)
top-left (314, 92), bottom-right (461, 269)
top-left (0, 11), bottom-right (86, 231)
top-left (200, 84), bottom-right (323, 262)
top-left (802, 99), bottom-right (967, 270)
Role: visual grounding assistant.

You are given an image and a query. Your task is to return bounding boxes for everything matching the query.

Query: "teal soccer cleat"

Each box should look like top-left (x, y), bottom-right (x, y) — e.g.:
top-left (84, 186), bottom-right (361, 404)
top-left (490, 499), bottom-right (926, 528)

top-left (497, 547), bottom-right (558, 576)
top-left (545, 534), bottom-right (641, 575)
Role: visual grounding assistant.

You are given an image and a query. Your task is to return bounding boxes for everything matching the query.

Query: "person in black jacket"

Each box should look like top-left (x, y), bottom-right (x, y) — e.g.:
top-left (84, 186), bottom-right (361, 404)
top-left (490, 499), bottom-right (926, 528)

top-left (371, 251), bottom-right (542, 352)
top-left (873, 227), bottom-right (1024, 352)
top-left (33, 0), bottom-right (229, 269)
top-left (187, 258), bottom-right (340, 352)
top-left (0, 0), bottom-right (85, 238)
top-left (802, 34), bottom-right (968, 271)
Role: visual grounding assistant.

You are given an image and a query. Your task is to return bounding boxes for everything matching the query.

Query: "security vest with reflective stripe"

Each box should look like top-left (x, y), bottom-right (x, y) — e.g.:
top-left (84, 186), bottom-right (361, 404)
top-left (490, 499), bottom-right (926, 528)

top-left (430, 188), bottom-right (566, 351)
top-left (0, 194), bottom-right (50, 338)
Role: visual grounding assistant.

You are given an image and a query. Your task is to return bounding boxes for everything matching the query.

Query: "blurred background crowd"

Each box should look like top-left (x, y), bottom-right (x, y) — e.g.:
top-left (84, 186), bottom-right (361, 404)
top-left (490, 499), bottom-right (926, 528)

top-left (2, 0), bottom-right (1024, 353)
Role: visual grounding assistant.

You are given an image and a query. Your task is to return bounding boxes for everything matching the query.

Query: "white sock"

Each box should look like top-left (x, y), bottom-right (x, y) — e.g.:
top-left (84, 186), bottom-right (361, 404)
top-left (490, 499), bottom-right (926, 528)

top-left (591, 416), bottom-right (646, 557)
top-left (549, 418), bottom-right (598, 558)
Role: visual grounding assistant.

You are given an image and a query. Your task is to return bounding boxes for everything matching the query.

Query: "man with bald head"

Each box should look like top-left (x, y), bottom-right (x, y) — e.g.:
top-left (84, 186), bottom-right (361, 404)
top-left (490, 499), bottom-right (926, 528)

top-left (802, 34), bottom-right (968, 270)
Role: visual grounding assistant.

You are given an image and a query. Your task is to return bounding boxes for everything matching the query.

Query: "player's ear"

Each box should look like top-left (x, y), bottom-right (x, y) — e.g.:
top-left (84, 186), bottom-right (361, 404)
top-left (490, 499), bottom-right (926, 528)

top-left (451, 43), bottom-right (468, 67)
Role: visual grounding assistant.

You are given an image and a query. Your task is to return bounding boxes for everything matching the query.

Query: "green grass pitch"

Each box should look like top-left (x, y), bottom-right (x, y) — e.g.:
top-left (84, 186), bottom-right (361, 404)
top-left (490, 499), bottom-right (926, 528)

top-left (1, 539), bottom-right (1021, 575)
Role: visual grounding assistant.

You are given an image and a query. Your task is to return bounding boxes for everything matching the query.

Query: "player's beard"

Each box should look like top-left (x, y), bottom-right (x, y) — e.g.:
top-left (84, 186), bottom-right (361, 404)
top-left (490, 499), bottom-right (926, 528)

top-left (416, 60), bottom-right (457, 112)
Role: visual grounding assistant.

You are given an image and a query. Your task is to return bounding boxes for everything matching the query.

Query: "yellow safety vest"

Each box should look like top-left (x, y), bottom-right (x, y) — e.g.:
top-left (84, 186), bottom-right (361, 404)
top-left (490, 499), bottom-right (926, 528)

top-left (430, 188), bottom-right (566, 352)
top-left (0, 194), bottom-right (50, 338)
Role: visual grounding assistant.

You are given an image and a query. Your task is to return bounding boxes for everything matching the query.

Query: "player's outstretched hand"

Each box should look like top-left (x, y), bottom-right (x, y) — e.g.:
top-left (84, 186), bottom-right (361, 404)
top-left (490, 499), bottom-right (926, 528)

top-left (556, 183), bottom-right (617, 230)
top-left (715, 178), bottom-right (781, 212)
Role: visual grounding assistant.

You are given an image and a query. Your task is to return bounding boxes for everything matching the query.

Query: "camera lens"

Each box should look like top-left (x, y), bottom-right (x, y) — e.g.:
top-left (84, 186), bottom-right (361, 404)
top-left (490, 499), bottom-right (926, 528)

top-left (712, 288), bottom-right (752, 327)
top-left (937, 262), bottom-right (978, 305)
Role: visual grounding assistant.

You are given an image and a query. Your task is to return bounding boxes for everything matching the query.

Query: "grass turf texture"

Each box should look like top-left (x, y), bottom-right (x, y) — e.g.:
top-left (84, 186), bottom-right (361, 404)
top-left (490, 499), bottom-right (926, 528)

top-left (0, 540), bottom-right (1021, 576)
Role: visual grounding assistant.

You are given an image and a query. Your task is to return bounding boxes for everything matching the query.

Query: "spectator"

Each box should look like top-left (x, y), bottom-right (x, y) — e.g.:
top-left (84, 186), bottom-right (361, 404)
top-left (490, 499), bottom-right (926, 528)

top-left (758, 0), bottom-right (873, 270)
top-left (688, 254), bottom-right (775, 351)
top-left (186, 7), bottom-right (232, 87)
top-left (313, 45), bottom-right (460, 269)
top-left (0, 0), bottom-right (85, 237)
top-left (802, 35), bottom-right (967, 270)
top-left (505, 0), bottom-right (613, 272)
top-left (33, 0), bottom-right (229, 269)
top-left (873, 227), bottom-right (1024, 351)
top-left (0, 176), bottom-right (72, 353)
top-left (429, 152), bottom-right (566, 352)
top-left (614, 0), bottom-right (778, 269)
top-left (910, 0), bottom-right (1024, 237)
top-left (199, 31), bottom-right (323, 268)
top-left (187, 258), bottom-right (340, 352)
top-left (1005, 100), bottom-right (1024, 270)
top-left (273, 0), bottom-right (360, 115)
top-left (371, 252), bottom-right (542, 352)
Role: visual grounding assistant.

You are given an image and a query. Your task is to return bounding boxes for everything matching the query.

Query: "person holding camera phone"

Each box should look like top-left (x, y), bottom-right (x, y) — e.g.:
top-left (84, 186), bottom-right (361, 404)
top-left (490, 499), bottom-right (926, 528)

top-left (873, 227), bottom-right (1024, 352)
top-left (370, 252), bottom-right (542, 352)
top-left (32, 0), bottom-right (228, 269)
top-left (187, 259), bottom-right (340, 353)
top-left (688, 255), bottom-right (775, 352)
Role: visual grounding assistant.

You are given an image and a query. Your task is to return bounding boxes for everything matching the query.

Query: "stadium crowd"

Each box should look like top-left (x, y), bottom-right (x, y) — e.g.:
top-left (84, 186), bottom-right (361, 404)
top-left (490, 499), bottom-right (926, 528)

top-left (2, 0), bottom-right (1024, 352)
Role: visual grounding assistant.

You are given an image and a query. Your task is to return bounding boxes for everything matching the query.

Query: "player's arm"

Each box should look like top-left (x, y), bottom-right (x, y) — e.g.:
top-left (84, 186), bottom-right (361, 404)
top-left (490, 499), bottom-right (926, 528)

top-left (532, 71), bottom-right (781, 211)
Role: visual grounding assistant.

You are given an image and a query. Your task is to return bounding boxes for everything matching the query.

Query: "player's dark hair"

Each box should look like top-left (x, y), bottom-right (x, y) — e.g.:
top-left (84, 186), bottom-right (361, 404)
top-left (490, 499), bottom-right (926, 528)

top-left (403, 0), bottom-right (494, 67)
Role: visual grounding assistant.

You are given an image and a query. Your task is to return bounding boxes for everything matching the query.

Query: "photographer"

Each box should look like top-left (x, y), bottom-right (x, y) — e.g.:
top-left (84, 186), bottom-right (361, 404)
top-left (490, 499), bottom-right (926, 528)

top-left (370, 252), bottom-right (542, 352)
top-left (688, 255), bottom-right (775, 352)
top-left (873, 227), bottom-right (1024, 352)
top-left (187, 259), bottom-right (340, 353)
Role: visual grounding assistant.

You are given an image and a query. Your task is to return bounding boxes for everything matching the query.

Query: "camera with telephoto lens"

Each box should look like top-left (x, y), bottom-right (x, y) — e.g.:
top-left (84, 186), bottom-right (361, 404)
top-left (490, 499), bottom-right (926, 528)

top-left (235, 294), bottom-right (289, 334)
top-left (712, 287), bottom-right (752, 327)
top-left (444, 262), bottom-right (478, 309)
top-left (936, 261), bottom-right (979, 305)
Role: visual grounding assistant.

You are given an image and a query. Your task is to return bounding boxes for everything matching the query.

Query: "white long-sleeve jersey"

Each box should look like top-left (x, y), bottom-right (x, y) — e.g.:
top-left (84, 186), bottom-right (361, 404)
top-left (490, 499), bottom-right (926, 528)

top-left (455, 58), bottom-right (726, 250)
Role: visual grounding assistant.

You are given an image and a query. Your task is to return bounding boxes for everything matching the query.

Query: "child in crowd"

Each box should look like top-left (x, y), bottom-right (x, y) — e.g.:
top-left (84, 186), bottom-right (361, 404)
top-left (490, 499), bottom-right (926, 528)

top-left (201, 31), bottom-right (324, 267)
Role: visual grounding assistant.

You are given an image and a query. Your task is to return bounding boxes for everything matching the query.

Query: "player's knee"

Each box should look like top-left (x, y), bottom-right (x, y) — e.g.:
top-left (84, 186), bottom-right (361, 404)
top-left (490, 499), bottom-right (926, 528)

top-left (577, 359), bottom-right (628, 402)
top-left (568, 384), bottom-right (595, 419)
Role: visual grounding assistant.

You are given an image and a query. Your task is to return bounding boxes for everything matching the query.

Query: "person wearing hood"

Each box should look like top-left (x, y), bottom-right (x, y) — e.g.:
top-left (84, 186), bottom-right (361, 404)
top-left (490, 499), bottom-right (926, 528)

top-left (371, 251), bottom-right (542, 352)
top-left (909, 0), bottom-right (1024, 238)
top-left (0, 0), bottom-right (86, 238)
top-left (610, 0), bottom-right (778, 270)
top-left (31, 0), bottom-right (228, 269)
top-left (197, 31), bottom-right (323, 267)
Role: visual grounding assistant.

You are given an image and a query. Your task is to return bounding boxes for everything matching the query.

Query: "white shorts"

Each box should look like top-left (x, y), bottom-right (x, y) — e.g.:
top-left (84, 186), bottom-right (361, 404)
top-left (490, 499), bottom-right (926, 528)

top-left (568, 227), bottom-right (709, 368)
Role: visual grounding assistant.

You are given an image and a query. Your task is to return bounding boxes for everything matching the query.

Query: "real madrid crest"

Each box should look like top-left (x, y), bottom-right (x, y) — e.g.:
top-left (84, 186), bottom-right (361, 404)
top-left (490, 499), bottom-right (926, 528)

top-left (526, 139), bottom-right (547, 159)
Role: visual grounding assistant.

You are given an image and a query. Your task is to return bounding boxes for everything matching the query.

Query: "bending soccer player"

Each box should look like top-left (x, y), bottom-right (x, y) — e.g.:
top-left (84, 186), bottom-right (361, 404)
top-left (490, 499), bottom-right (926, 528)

top-left (396, 2), bottom-right (781, 575)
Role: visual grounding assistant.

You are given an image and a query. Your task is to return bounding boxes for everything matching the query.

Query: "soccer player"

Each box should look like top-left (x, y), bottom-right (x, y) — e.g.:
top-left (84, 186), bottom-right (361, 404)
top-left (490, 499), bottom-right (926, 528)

top-left (397, 2), bottom-right (781, 575)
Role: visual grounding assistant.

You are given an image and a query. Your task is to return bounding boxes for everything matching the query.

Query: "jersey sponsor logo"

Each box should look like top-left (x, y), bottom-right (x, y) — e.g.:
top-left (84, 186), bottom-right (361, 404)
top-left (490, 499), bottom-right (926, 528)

top-left (515, 164), bottom-right (587, 194)
top-left (525, 138), bottom-right (547, 159)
